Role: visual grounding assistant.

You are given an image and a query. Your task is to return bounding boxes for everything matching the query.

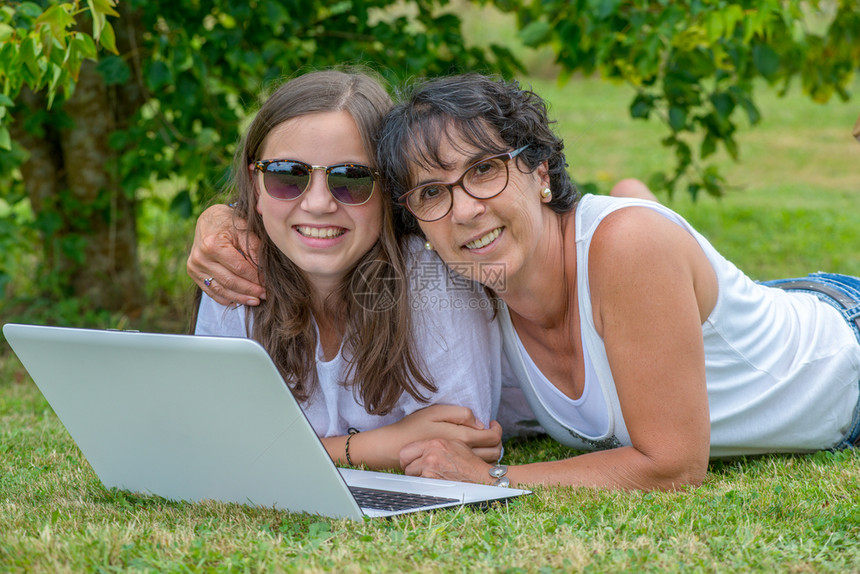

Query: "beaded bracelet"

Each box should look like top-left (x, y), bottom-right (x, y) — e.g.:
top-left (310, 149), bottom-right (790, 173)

top-left (345, 427), bottom-right (360, 466)
top-left (489, 464), bottom-right (510, 487)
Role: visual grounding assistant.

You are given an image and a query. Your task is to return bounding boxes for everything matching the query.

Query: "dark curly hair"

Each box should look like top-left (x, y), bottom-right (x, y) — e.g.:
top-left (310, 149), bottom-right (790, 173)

top-left (377, 73), bottom-right (579, 236)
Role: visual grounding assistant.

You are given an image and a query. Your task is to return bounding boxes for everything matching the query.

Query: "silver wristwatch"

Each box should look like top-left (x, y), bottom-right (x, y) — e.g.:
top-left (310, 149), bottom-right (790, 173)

top-left (489, 464), bottom-right (509, 488)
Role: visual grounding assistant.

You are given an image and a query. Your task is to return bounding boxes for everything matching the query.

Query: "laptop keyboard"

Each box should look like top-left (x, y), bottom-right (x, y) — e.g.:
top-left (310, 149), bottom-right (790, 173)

top-left (349, 486), bottom-right (459, 512)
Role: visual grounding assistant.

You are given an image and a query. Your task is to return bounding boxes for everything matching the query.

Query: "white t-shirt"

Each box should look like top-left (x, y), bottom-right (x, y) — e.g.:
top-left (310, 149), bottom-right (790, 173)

top-left (195, 237), bottom-right (503, 437)
top-left (502, 194), bottom-right (860, 455)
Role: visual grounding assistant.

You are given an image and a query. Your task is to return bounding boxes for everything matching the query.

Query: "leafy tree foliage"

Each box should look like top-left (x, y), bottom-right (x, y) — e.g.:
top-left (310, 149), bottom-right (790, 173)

top-left (1, 0), bottom-right (858, 314)
top-left (504, 0), bottom-right (860, 197)
top-left (0, 0), bottom-right (519, 313)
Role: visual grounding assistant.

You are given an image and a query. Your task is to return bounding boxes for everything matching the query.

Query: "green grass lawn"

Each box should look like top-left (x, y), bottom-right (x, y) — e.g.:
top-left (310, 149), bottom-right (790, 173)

top-left (2, 72), bottom-right (860, 571)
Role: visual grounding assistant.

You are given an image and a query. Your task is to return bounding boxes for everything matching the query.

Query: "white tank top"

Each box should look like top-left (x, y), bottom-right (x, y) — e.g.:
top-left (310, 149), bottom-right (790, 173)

top-left (513, 330), bottom-right (608, 437)
top-left (500, 194), bottom-right (860, 455)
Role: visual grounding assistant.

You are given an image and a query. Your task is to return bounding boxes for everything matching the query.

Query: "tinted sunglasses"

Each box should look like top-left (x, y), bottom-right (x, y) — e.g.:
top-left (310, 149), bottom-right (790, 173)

top-left (252, 159), bottom-right (378, 206)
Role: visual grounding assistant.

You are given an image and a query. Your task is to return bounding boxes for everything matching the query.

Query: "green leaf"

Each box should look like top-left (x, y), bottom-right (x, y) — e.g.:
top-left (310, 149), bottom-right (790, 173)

top-left (20, 37), bottom-right (41, 79)
top-left (752, 44), bottom-right (780, 80)
top-left (519, 21), bottom-right (551, 47)
top-left (99, 20), bottom-right (118, 54)
top-left (73, 33), bottom-right (98, 60)
top-left (674, 140), bottom-right (692, 169)
top-left (96, 55), bottom-right (130, 85)
top-left (86, 0), bottom-right (106, 41)
top-left (687, 182), bottom-right (701, 201)
top-left (0, 23), bottom-right (13, 42)
top-left (710, 92), bottom-right (734, 123)
top-left (47, 62), bottom-right (65, 96)
top-left (702, 166), bottom-right (725, 197)
top-left (630, 94), bottom-right (653, 119)
top-left (705, 12), bottom-right (724, 42)
top-left (701, 133), bottom-right (717, 159)
top-left (17, 2), bottom-right (44, 20)
top-left (169, 190), bottom-right (193, 219)
top-left (41, 26), bottom-right (57, 59)
top-left (96, 56), bottom-right (131, 86)
top-left (147, 60), bottom-right (172, 90)
top-left (0, 94), bottom-right (13, 107)
top-left (35, 4), bottom-right (76, 43)
top-left (0, 125), bottom-right (10, 151)
top-left (647, 171), bottom-right (668, 193)
top-left (589, 0), bottom-right (621, 21)
top-left (668, 106), bottom-right (686, 131)
top-left (722, 4), bottom-right (745, 36)
top-left (217, 12), bottom-right (237, 29)
top-left (91, 0), bottom-right (120, 18)
top-left (327, 1), bottom-right (351, 16)
top-left (196, 127), bottom-right (220, 147)
top-left (740, 98), bottom-right (761, 126)
top-left (723, 134), bottom-right (739, 160)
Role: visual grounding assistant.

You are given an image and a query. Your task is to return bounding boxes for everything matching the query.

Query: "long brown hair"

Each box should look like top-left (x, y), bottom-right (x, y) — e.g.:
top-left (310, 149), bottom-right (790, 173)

top-left (231, 70), bottom-right (436, 415)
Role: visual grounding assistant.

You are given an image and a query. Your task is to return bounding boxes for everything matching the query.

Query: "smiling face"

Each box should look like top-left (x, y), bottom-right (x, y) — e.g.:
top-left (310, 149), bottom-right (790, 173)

top-left (255, 110), bottom-right (383, 294)
top-left (411, 132), bottom-right (551, 291)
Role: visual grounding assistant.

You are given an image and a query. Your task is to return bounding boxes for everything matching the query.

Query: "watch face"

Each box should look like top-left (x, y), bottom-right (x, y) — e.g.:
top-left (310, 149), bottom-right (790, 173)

top-left (493, 476), bottom-right (511, 488)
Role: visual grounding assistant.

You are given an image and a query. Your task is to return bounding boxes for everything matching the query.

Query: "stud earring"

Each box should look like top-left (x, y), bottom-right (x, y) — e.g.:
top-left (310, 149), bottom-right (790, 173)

top-left (424, 241), bottom-right (434, 251)
top-left (541, 187), bottom-right (552, 199)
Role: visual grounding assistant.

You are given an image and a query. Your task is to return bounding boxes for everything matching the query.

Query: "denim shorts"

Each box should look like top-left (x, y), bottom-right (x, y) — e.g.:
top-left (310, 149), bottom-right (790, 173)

top-left (761, 272), bottom-right (860, 449)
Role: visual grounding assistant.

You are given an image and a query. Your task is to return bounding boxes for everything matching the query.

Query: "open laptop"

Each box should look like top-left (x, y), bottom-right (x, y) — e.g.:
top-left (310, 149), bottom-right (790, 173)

top-left (3, 323), bottom-right (529, 520)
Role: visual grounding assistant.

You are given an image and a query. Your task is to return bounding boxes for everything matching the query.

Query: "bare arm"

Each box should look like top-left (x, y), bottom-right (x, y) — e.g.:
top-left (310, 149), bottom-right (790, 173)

top-left (402, 209), bottom-right (716, 490)
top-left (186, 205), bottom-right (266, 306)
top-left (321, 404), bottom-right (503, 470)
top-left (610, 178), bottom-right (658, 202)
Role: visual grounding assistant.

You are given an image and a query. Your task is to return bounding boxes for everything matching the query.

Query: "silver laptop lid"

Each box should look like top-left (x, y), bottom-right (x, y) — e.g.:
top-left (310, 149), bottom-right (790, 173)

top-left (3, 323), bottom-right (365, 520)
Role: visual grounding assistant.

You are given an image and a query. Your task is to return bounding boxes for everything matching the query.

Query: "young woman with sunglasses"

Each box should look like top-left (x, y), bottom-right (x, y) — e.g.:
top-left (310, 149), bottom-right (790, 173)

top-left (190, 71), bottom-right (511, 471)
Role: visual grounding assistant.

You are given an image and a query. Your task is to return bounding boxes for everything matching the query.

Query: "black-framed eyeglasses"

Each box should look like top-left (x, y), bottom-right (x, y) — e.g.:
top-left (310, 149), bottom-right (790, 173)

top-left (398, 145), bottom-right (529, 222)
top-left (252, 159), bottom-right (379, 206)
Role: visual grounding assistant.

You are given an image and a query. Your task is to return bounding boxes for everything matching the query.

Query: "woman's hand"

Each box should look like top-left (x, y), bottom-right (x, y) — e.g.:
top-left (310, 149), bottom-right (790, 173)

top-left (400, 438), bottom-right (494, 484)
top-left (387, 404), bottom-right (503, 463)
top-left (324, 404), bottom-right (503, 471)
top-left (187, 205), bottom-right (266, 306)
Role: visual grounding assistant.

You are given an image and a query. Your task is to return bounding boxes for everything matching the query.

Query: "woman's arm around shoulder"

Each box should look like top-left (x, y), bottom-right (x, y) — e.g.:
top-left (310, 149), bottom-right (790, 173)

top-left (187, 204), bottom-right (266, 306)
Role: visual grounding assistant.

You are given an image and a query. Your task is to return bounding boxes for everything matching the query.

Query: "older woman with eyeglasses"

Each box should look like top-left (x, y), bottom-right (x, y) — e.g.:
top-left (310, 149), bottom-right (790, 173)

top-left (374, 74), bottom-right (860, 490)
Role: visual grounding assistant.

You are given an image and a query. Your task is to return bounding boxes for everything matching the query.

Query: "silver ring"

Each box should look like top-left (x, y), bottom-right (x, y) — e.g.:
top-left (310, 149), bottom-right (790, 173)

top-left (204, 277), bottom-right (214, 288)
